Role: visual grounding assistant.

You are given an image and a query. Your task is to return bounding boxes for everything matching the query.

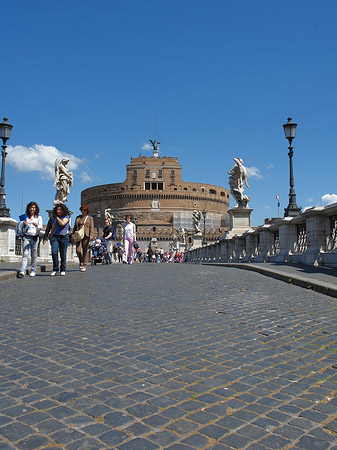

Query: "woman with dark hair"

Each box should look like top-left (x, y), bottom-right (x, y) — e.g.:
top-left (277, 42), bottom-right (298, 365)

top-left (49, 203), bottom-right (70, 276)
top-left (18, 202), bottom-right (43, 278)
top-left (73, 204), bottom-right (94, 271)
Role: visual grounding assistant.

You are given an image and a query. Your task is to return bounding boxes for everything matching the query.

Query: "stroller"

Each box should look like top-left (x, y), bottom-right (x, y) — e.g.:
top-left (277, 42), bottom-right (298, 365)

top-left (90, 238), bottom-right (108, 265)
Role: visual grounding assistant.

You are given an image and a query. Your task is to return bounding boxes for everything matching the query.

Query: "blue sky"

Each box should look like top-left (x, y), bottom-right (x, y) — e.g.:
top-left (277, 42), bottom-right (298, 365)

top-left (2, 0), bottom-right (337, 227)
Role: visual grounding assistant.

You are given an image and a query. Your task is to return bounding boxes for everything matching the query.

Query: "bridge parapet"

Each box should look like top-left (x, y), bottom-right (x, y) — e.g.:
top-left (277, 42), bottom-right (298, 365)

top-left (185, 203), bottom-right (337, 268)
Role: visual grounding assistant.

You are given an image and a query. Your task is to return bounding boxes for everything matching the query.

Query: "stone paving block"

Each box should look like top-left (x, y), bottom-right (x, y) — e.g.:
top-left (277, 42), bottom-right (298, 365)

top-left (0, 422), bottom-right (34, 442)
top-left (199, 424), bottom-right (228, 439)
top-left (143, 413), bottom-right (171, 427)
top-left (104, 411), bottom-right (134, 427)
top-left (309, 427), bottom-right (337, 443)
top-left (258, 434), bottom-right (291, 449)
top-left (160, 407), bottom-right (186, 419)
top-left (81, 423), bottom-right (111, 436)
top-left (296, 435), bottom-right (330, 450)
top-left (35, 419), bottom-right (65, 434)
top-left (166, 419), bottom-right (199, 435)
top-left (147, 430), bottom-right (179, 446)
top-left (16, 435), bottom-right (51, 450)
top-left (117, 437), bottom-right (159, 450)
top-left (221, 433), bottom-right (254, 448)
top-left (99, 429), bottom-right (129, 446)
top-left (181, 433), bottom-right (210, 448)
top-left (237, 424), bottom-right (268, 440)
top-left (125, 422), bottom-right (151, 436)
top-left (66, 437), bottom-right (103, 450)
top-left (50, 428), bottom-right (85, 444)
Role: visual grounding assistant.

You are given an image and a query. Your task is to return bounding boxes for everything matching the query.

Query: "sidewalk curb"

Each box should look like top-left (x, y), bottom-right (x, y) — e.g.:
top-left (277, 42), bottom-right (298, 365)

top-left (201, 263), bottom-right (337, 299)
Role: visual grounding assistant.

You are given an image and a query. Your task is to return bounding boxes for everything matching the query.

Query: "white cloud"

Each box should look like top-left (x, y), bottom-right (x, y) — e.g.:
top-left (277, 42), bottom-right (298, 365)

top-left (265, 205), bottom-right (271, 209)
top-left (246, 166), bottom-right (263, 179)
top-left (321, 193), bottom-right (337, 206)
top-left (307, 197), bottom-right (314, 203)
top-left (141, 142), bottom-right (152, 151)
top-left (266, 164), bottom-right (274, 170)
top-left (78, 171), bottom-right (94, 183)
top-left (7, 144), bottom-right (84, 180)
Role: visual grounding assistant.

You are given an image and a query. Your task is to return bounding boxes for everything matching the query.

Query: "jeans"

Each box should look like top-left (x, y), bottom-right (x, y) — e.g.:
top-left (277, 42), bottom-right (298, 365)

top-left (20, 236), bottom-right (39, 274)
top-left (51, 234), bottom-right (70, 272)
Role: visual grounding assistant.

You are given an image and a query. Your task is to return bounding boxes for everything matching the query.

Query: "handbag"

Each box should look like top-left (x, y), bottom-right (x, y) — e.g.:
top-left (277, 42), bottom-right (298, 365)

top-left (72, 216), bottom-right (88, 243)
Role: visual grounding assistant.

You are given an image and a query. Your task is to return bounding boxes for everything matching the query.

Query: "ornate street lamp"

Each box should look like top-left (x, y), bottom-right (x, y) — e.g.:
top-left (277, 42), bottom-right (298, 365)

top-left (283, 117), bottom-right (301, 217)
top-left (97, 209), bottom-right (101, 235)
top-left (0, 118), bottom-right (13, 217)
top-left (202, 209), bottom-right (207, 246)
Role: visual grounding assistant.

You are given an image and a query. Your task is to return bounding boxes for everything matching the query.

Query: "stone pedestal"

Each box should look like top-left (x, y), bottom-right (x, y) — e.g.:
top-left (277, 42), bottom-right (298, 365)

top-left (222, 207), bottom-right (253, 239)
top-left (179, 242), bottom-right (186, 253)
top-left (192, 234), bottom-right (202, 249)
top-left (0, 217), bottom-right (20, 262)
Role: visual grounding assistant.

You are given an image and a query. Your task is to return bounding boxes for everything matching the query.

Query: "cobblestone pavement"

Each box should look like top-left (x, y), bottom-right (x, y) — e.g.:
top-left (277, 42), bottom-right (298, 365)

top-left (1, 264), bottom-right (337, 450)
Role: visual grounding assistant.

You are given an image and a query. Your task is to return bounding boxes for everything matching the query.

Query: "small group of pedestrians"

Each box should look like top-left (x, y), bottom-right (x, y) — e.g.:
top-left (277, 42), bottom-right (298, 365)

top-left (17, 202), bottom-right (94, 277)
top-left (17, 202), bottom-right (182, 277)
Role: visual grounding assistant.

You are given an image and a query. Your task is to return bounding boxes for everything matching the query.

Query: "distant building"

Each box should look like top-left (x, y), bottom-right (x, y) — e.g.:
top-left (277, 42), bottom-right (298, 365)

top-left (81, 150), bottom-right (230, 250)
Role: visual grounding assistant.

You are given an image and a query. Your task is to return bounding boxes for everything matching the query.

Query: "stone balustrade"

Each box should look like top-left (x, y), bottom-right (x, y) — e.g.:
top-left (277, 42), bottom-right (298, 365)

top-left (185, 203), bottom-right (337, 268)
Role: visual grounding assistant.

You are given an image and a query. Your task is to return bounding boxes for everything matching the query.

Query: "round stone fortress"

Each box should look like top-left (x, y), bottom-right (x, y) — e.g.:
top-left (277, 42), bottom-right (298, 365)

top-left (81, 150), bottom-right (230, 250)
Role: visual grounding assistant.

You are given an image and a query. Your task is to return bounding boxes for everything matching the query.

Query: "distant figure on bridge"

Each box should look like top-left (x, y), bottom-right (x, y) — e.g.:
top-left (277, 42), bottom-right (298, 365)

top-left (228, 157), bottom-right (250, 208)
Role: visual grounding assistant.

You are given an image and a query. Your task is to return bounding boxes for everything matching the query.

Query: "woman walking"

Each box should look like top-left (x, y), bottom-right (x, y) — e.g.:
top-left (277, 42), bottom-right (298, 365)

top-left (123, 215), bottom-right (136, 264)
top-left (50, 204), bottom-right (70, 276)
top-left (73, 204), bottom-right (94, 271)
top-left (18, 201), bottom-right (43, 278)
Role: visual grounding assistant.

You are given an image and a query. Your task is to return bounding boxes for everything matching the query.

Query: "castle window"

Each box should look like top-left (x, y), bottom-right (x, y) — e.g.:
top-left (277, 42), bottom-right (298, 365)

top-left (171, 170), bottom-right (175, 176)
top-left (151, 182), bottom-right (157, 190)
top-left (146, 169), bottom-right (150, 178)
top-left (220, 191), bottom-right (226, 197)
top-left (170, 178), bottom-right (175, 185)
top-left (209, 189), bottom-right (216, 195)
top-left (153, 227), bottom-right (156, 232)
top-left (158, 183), bottom-right (163, 190)
top-left (201, 187), bottom-right (205, 193)
top-left (133, 169), bottom-right (137, 176)
top-left (158, 169), bottom-right (163, 178)
top-left (145, 182), bottom-right (150, 190)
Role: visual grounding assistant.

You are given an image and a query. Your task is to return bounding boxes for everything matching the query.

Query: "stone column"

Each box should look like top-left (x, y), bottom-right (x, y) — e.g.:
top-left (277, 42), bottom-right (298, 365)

top-left (234, 236), bottom-right (246, 262)
top-left (302, 207), bottom-right (326, 266)
top-left (0, 217), bottom-right (20, 262)
top-left (276, 218), bottom-right (297, 262)
top-left (254, 226), bottom-right (273, 262)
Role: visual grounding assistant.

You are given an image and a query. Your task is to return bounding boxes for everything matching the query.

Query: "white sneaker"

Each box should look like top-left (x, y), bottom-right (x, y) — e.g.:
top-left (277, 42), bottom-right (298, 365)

top-left (29, 271), bottom-right (36, 277)
top-left (18, 271), bottom-right (25, 278)
top-left (50, 271), bottom-right (57, 277)
top-left (60, 271), bottom-right (66, 276)
top-left (80, 266), bottom-right (86, 272)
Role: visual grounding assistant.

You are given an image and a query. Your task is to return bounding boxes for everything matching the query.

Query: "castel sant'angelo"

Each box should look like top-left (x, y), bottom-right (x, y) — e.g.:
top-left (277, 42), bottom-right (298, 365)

top-left (81, 140), bottom-right (230, 250)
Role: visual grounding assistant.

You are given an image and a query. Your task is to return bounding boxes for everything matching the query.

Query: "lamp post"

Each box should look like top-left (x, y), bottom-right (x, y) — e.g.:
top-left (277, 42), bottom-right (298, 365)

top-left (283, 117), bottom-right (301, 217)
top-left (202, 209), bottom-right (207, 246)
top-left (97, 210), bottom-right (101, 236)
top-left (0, 118), bottom-right (13, 217)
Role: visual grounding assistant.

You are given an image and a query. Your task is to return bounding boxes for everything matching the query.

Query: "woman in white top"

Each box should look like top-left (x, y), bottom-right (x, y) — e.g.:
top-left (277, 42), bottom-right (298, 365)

top-left (123, 215), bottom-right (136, 264)
top-left (18, 201), bottom-right (43, 278)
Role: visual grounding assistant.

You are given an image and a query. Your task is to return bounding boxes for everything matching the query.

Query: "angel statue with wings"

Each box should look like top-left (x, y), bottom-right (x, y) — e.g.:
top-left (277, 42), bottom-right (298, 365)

top-left (228, 157), bottom-right (250, 208)
top-left (53, 158), bottom-right (74, 205)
